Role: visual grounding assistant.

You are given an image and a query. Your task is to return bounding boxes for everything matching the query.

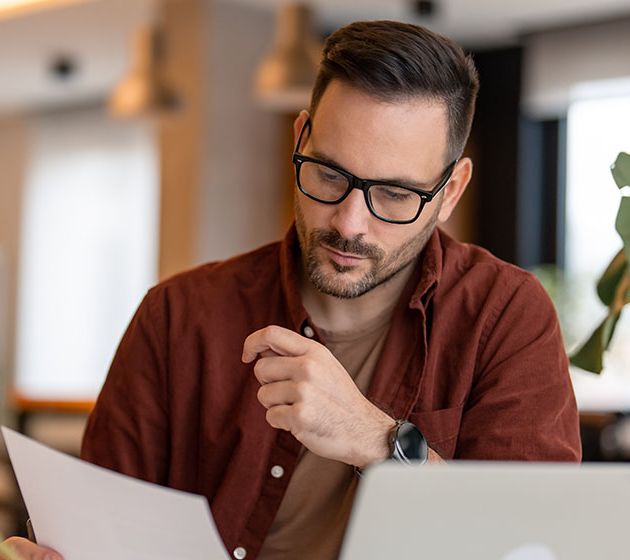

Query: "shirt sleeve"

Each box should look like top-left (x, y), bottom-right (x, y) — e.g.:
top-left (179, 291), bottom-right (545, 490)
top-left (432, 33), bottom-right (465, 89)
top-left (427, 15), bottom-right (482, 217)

top-left (80, 287), bottom-right (171, 483)
top-left (455, 273), bottom-right (582, 461)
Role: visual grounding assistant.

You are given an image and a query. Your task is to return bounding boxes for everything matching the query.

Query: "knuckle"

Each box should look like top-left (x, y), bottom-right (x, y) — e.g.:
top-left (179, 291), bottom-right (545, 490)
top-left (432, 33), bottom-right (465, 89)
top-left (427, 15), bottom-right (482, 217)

top-left (294, 380), bottom-right (310, 401)
top-left (3, 537), bottom-right (25, 550)
top-left (300, 357), bottom-right (318, 380)
top-left (293, 402), bottom-right (309, 425)
top-left (310, 341), bottom-right (327, 357)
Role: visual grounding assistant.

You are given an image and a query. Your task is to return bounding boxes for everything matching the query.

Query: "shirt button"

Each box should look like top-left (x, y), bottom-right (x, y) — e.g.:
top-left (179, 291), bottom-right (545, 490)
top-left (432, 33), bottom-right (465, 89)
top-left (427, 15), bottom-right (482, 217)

top-left (270, 465), bottom-right (285, 479)
top-left (302, 325), bottom-right (315, 338)
top-left (233, 547), bottom-right (247, 559)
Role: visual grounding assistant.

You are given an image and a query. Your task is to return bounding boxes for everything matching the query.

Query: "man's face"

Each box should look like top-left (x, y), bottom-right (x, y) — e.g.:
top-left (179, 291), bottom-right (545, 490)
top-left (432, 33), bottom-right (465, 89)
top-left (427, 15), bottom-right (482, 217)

top-left (294, 80), bottom-right (452, 299)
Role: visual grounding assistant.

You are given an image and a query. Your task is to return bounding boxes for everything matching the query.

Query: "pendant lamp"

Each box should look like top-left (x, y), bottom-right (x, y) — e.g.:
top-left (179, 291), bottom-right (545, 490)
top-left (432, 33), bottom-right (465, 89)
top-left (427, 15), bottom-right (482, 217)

top-left (254, 3), bottom-right (321, 112)
top-left (108, 9), bottom-right (179, 119)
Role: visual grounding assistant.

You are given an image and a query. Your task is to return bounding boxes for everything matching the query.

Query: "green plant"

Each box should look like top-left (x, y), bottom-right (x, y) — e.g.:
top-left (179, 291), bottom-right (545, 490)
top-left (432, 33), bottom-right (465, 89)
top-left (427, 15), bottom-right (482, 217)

top-left (570, 152), bottom-right (630, 374)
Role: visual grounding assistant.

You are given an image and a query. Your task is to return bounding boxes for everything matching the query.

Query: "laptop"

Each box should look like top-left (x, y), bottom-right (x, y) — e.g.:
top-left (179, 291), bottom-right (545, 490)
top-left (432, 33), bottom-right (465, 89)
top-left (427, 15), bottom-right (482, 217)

top-left (340, 462), bottom-right (630, 559)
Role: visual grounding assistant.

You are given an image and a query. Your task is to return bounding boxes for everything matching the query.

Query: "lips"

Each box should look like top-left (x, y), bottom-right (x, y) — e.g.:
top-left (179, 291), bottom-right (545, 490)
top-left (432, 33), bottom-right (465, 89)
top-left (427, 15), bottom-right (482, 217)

top-left (322, 245), bottom-right (367, 267)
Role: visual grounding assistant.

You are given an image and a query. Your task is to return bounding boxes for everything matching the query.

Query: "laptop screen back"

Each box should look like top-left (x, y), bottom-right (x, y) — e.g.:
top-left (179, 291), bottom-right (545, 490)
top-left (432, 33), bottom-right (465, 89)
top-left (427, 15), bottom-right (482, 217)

top-left (340, 462), bottom-right (630, 560)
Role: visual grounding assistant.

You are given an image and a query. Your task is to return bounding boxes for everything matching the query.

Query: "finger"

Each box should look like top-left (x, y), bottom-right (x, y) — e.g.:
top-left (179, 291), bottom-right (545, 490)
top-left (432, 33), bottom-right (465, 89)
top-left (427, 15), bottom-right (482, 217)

top-left (265, 404), bottom-right (294, 431)
top-left (242, 325), bottom-right (312, 363)
top-left (2, 537), bottom-right (63, 560)
top-left (253, 356), bottom-right (299, 384)
top-left (257, 380), bottom-right (302, 409)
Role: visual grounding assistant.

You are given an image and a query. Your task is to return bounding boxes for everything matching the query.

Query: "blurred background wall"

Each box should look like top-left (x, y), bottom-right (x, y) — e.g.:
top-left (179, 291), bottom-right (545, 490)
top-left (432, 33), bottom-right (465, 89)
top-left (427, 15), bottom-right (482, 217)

top-left (0, 0), bottom-right (630, 534)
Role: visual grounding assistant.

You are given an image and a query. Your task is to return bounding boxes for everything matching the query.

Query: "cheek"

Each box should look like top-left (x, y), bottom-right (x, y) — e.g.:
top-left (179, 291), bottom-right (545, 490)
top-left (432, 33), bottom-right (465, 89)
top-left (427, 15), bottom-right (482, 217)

top-left (375, 220), bottom-right (420, 250)
top-left (295, 194), bottom-right (333, 229)
top-left (379, 215), bottom-right (436, 261)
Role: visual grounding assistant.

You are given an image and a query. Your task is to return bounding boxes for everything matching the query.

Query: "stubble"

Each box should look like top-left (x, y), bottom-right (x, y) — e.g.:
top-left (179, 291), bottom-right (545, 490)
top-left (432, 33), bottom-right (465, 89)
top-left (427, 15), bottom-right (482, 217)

top-left (294, 198), bottom-right (439, 299)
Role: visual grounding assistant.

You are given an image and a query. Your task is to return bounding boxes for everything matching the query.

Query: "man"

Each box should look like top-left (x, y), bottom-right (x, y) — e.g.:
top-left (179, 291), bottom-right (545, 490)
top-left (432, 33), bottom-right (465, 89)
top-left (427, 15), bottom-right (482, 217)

top-left (5, 19), bottom-right (580, 560)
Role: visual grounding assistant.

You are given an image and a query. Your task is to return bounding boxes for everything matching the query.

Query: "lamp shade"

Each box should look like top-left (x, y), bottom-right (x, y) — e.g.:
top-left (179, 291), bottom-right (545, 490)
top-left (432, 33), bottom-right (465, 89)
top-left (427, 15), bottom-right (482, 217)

top-left (254, 3), bottom-right (321, 112)
top-left (108, 24), bottom-right (179, 119)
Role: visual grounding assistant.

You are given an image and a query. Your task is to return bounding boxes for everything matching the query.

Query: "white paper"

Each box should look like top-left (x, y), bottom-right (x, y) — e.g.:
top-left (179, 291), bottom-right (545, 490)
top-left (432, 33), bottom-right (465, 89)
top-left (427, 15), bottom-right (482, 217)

top-left (2, 427), bottom-right (229, 560)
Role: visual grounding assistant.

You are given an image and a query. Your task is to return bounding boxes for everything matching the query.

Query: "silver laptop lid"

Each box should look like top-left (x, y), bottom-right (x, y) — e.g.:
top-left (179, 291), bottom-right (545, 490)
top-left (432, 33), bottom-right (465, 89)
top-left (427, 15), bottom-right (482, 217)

top-left (341, 462), bottom-right (630, 560)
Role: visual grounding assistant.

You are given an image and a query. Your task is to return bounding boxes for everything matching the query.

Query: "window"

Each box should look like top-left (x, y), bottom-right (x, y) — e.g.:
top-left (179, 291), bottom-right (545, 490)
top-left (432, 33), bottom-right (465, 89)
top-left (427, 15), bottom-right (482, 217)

top-left (15, 108), bottom-right (159, 399)
top-left (565, 78), bottom-right (630, 411)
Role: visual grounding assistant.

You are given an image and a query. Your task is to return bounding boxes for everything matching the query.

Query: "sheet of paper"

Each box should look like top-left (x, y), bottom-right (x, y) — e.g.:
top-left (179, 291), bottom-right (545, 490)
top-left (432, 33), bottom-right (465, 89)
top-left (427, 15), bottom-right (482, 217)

top-left (2, 427), bottom-right (229, 560)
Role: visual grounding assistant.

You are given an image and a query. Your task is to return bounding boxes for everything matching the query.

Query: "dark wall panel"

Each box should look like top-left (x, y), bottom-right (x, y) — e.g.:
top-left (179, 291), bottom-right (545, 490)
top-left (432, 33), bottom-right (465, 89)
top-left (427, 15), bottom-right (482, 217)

top-left (469, 47), bottom-right (522, 264)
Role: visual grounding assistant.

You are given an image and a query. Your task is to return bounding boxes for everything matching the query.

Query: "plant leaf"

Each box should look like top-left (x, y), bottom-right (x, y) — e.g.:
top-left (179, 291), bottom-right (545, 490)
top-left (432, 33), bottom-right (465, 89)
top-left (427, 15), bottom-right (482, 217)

top-left (603, 311), bottom-right (621, 348)
top-left (570, 312), bottom-right (620, 374)
top-left (596, 249), bottom-right (627, 306)
top-left (611, 152), bottom-right (630, 189)
top-left (616, 196), bottom-right (630, 264)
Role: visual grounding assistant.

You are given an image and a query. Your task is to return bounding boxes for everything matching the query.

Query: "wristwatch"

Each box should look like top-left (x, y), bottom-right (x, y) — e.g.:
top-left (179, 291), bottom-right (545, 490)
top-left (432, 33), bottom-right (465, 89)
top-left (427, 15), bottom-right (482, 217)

top-left (389, 420), bottom-right (429, 464)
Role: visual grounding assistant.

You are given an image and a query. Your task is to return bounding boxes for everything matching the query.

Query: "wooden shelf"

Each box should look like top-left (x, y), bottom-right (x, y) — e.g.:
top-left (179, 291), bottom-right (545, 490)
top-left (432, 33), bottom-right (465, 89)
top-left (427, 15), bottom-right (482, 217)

top-left (9, 390), bottom-right (94, 415)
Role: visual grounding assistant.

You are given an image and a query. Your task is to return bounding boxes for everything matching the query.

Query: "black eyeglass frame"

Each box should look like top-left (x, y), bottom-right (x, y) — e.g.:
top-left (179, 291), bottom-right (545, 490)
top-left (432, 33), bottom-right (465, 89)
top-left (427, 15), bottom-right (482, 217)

top-left (292, 118), bottom-right (458, 225)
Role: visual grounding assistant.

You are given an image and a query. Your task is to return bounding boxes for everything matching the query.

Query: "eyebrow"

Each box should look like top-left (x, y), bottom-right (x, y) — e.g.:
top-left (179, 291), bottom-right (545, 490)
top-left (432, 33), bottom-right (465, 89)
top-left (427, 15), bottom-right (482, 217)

top-left (307, 148), bottom-right (435, 191)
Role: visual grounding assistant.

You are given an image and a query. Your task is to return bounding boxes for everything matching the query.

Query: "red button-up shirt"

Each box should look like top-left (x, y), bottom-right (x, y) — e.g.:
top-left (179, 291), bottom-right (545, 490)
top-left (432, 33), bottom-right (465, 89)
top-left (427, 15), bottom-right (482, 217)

top-left (81, 225), bottom-right (581, 559)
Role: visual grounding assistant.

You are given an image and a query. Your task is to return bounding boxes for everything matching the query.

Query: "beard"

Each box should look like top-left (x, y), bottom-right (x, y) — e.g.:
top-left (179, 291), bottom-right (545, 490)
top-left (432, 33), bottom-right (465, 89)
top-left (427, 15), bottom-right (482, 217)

top-left (294, 198), bottom-right (439, 299)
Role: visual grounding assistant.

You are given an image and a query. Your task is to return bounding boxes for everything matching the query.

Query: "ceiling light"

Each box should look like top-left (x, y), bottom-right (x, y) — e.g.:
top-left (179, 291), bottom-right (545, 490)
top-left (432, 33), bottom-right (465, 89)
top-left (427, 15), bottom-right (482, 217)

top-left (254, 3), bottom-right (321, 113)
top-left (0, 0), bottom-right (86, 19)
top-left (108, 21), bottom-right (179, 119)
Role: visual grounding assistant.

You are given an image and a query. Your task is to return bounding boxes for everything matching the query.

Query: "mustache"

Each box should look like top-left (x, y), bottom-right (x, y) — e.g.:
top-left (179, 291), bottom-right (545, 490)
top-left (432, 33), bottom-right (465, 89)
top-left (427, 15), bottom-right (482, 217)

top-left (312, 229), bottom-right (383, 260)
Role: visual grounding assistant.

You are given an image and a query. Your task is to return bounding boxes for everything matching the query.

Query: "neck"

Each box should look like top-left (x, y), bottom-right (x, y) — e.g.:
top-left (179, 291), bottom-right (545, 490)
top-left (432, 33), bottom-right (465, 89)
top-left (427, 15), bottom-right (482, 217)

top-left (299, 260), bottom-right (417, 333)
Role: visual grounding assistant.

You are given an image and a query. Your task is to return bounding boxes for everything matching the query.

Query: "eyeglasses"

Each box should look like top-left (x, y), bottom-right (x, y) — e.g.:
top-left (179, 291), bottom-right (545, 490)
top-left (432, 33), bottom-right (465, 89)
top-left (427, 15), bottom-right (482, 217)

top-left (292, 118), bottom-right (458, 225)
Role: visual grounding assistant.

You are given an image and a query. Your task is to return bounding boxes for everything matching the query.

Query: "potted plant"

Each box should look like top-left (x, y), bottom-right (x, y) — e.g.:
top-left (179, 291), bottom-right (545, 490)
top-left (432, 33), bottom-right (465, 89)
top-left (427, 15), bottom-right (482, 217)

top-left (570, 152), bottom-right (630, 374)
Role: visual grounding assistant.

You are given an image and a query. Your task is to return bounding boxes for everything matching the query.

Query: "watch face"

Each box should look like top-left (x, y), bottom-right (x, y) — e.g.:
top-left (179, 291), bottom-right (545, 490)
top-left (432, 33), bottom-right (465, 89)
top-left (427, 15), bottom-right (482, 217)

top-left (395, 421), bottom-right (428, 463)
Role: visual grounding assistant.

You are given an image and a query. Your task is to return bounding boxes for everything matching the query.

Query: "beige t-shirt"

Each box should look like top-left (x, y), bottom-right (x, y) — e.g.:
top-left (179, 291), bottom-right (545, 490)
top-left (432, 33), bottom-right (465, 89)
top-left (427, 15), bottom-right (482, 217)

top-left (258, 304), bottom-right (396, 559)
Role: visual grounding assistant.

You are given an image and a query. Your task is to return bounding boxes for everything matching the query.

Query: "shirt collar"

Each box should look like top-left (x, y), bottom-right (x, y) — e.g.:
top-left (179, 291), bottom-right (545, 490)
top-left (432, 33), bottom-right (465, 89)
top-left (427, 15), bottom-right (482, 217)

top-left (409, 227), bottom-right (444, 310)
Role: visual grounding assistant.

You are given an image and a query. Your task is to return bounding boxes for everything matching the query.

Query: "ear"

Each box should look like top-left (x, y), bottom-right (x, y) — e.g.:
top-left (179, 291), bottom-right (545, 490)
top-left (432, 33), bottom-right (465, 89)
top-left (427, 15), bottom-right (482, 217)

top-left (293, 110), bottom-right (310, 146)
top-left (437, 157), bottom-right (473, 223)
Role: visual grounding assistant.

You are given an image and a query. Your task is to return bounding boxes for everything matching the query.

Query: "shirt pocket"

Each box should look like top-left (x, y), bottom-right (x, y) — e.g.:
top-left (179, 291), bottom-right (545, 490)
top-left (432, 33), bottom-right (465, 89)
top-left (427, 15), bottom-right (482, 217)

top-left (408, 404), bottom-right (464, 460)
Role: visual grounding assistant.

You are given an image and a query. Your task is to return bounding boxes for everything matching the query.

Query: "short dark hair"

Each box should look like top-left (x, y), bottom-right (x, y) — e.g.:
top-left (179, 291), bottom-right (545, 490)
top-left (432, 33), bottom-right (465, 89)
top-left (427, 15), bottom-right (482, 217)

top-left (309, 20), bottom-right (479, 162)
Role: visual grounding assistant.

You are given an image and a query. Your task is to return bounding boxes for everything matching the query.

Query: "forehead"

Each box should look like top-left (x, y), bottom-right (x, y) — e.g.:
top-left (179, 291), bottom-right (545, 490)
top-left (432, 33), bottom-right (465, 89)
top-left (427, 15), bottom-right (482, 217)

top-left (309, 80), bottom-right (449, 181)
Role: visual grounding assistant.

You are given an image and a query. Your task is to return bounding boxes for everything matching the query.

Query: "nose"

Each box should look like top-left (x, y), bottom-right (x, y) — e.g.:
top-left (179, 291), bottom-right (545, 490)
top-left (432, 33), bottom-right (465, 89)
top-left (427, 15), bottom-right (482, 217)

top-left (329, 188), bottom-right (371, 239)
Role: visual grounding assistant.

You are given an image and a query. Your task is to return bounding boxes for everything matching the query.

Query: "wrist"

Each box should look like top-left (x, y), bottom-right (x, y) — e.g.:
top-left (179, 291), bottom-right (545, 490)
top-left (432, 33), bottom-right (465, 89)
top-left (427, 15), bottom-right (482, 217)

top-left (427, 447), bottom-right (445, 464)
top-left (353, 413), bottom-right (397, 470)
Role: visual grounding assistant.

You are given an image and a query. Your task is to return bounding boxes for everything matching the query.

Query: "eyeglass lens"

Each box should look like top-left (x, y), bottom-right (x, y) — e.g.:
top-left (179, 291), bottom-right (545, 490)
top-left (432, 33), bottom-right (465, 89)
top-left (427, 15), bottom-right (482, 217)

top-left (298, 160), bottom-right (423, 222)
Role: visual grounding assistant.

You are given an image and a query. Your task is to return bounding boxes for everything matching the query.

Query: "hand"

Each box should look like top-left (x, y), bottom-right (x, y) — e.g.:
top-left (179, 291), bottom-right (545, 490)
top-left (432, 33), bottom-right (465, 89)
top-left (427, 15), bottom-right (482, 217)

top-left (1, 537), bottom-right (63, 560)
top-left (242, 325), bottom-right (397, 468)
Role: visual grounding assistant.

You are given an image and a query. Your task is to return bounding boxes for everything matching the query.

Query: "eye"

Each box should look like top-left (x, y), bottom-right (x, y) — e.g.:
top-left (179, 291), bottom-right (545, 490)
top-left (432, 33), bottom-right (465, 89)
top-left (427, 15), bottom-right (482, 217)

top-left (316, 165), bottom-right (345, 183)
top-left (376, 185), bottom-right (414, 201)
